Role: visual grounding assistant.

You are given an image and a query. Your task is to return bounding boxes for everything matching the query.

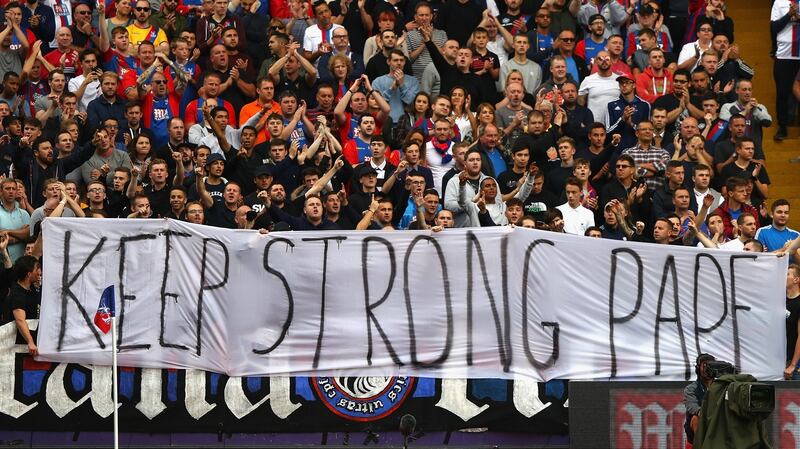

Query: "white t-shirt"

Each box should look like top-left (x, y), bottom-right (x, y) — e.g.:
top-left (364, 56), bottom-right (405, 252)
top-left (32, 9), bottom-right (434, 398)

top-left (772, 0), bottom-right (800, 60)
top-left (425, 140), bottom-right (455, 195)
top-left (720, 238), bottom-right (745, 252)
top-left (68, 75), bottom-right (100, 112)
top-left (557, 202), bottom-right (595, 235)
top-left (677, 40), bottom-right (712, 71)
top-left (303, 23), bottom-right (344, 57)
top-left (578, 73), bottom-right (620, 125)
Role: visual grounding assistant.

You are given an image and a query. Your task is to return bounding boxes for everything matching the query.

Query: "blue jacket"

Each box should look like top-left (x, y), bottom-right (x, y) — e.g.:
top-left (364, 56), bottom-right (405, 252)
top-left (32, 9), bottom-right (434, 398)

top-left (606, 95), bottom-right (651, 151)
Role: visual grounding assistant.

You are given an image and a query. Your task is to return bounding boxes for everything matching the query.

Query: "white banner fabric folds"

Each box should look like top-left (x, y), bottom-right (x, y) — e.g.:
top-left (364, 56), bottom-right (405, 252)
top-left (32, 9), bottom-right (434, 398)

top-left (37, 218), bottom-right (788, 380)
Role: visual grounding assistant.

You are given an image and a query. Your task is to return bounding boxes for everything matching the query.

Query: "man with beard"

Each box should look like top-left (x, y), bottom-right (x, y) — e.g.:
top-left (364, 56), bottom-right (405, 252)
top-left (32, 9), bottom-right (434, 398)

top-left (579, 50), bottom-right (620, 126)
top-left (87, 72), bottom-right (127, 134)
top-left (126, 0), bottom-right (169, 54)
top-left (149, 0), bottom-right (188, 41)
top-left (561, 81), bottom-right (593, 150)
top-left (13, 132), bottom-right (95, 207)
top-left (756, 199), bottom-right (799, 252)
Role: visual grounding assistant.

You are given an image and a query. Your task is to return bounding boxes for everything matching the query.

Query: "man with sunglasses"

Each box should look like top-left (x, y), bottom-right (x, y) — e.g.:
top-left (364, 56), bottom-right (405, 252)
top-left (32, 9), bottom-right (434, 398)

top-left (126, 0), bottom-right (170, 55)
top-left (68, 2), bottom-right (97, 49)
top-left (579, 50), bottom-right (619, 125)
top-left (138, 71), bottom-right (180, 148)
top-left (652, 68), bottom-right (691, 134)
top-left (533, 29), bottom-right (587, 83)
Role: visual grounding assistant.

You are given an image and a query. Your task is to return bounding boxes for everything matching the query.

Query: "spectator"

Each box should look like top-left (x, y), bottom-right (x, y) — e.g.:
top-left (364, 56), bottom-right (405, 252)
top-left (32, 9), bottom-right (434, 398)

top-left (787, 264), bottom-right (800, 380)
top-left (635, 48), bottom-right (674, 104)
top-left (607, 74), bottom-right (651, 151)
top-left (435, 0), bottom-right (482, 46)
top-left (625, 4), bottom-right (674, 60)
top-left (302, 1), bottom-right (344, 64)
top-left (575, 14), bottom-right (608, 68)
top-left (651, 160), bottom-right (685, 220)
top-left (365, 29), bottom-right (413, 82)
top-left (712, 34), bottom-right (753, 89)
top-left (579, 50), bottom-right (619, 125)
top-left (0, 179), bottom-right (30, 261)
top-left (9, 255), bottom-right (40, 355)
top-left (372, 50), bottom-right (420, 122)
top-left (127, 0), bottom-right (169, 54)
top-left (715, 176), bottom-right (759, 240)
top-left (425, 117), bottom-right (457, 194)
top-left (317, 28), bottom-right (365, 84)
top-left (756, 199), bottom-right (799, 252)
top-left (496, 82), bottom-right (532, 150)
top-left (444, 149), bottom-right (484, 227)
top-left (718, 137), bottom-right (769, 206)
top-left (557, 176), bottom-right (595, 234)
top-left (690, 163), bottom-right (722, 215)
top-left (771, 0), bottom-right (797, 141)
top-left (719, 79), bottom-right (772, 149)
top-left (195, 0), bottom-right (243, 54)
top-left (468, 27), bottom-right (502, 104)
top-left (718, 212), bottom-right (758, 251)
top-left (592, 34), bottom-right (632, 78)
top-left (677, 20), bottom-right (714, 71)
top-left (525, 7), bottom-right (555, 56)
top-left (405, 2), bottom-right (447, 82)
top-left (502, 34), bottom-right (543, 94)
top-left (536, 30), bottom-right (587, 84)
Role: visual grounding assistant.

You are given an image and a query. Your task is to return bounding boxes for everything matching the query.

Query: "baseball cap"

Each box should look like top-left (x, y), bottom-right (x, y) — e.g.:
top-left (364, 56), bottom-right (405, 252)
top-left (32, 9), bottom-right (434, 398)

top-left (205, 153), bottom-right (225, 167)
top-left (253, 165), bottom-right (274, 177)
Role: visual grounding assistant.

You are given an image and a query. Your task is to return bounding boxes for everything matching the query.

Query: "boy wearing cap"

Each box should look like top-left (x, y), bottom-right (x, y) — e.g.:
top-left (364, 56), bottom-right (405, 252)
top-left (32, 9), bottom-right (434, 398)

top-left (192, 152), bottom-right (228, 205)
top-left (244, 165), bottom-right (273, 213)
top-left (348, 165), bottom-right (379, 216)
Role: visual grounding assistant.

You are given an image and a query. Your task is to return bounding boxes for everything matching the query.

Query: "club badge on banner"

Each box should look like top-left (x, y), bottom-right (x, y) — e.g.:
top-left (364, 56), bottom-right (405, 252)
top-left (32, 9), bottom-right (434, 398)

top-left (37, 218), bottom-right (787, 381)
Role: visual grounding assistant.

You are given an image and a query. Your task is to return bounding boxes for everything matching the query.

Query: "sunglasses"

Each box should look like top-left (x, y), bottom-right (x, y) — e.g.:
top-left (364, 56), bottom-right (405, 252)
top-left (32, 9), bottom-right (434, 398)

top-left (152, 79), bottom-right (166, 84)
top-left (560, 37), bottom-right (575, 42)
top-left (135, 7), bottom-right (150, 11)
top-left (76, 10), bottom-right (91, 14)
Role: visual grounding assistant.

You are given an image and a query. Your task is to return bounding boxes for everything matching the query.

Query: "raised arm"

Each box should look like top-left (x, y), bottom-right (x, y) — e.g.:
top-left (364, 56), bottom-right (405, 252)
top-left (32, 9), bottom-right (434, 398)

top-left (306, 157), bottom-right (344, 197)
top-left (195, 167), bottom-right (214, 208)
top-left (334, 77), bottom-right (363, 125)
top-left (356, 197), bottom-right (379, 230)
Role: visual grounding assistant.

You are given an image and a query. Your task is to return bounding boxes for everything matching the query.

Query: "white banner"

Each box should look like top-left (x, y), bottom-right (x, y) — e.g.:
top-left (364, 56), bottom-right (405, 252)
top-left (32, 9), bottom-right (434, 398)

top-left (37, 218), bottom-right (788, 381)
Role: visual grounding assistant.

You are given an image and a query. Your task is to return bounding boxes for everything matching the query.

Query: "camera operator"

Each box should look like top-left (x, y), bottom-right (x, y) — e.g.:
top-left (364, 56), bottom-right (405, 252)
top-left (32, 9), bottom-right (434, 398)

top-left (684, 353), bottom-right (716, 446)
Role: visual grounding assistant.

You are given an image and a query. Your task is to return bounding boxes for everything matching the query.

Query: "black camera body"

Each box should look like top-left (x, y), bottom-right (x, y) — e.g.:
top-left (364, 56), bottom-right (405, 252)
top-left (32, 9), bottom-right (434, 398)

top-left (704, 360), bottom-right (735, 379)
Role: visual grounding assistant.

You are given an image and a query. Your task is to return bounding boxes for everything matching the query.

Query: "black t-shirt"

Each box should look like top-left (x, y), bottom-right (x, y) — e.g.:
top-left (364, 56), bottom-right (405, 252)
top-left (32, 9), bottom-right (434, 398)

top-left (206, 202), bottom-right (237, 229)
top-left (497, 169), bottom-right (526, 195)
top-left (188, 178), bottom-right (227, 205)
top-left (144, 183), bottom-right (172, 218)
top-left (523, 189), bottom-right (558, 222)
top-left (8, 283), bottom-right (41, 320)
top-left (787, 295), bottom-right (800, 361)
